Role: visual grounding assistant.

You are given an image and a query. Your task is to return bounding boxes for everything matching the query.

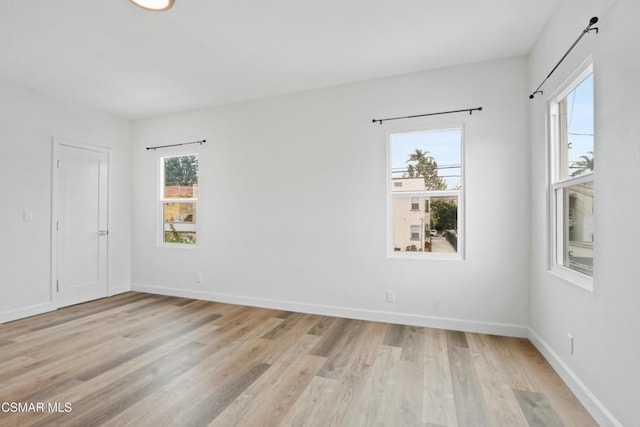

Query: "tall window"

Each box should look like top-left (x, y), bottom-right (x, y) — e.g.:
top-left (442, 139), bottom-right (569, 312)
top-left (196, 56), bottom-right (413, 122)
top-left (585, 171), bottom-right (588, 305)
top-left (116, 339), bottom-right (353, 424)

top-left (549, 65), bottom-right (594, 287)
top-left (160, 154), bottom-right (198, 245)
top-left (389, 128), bottom-right (463, 257)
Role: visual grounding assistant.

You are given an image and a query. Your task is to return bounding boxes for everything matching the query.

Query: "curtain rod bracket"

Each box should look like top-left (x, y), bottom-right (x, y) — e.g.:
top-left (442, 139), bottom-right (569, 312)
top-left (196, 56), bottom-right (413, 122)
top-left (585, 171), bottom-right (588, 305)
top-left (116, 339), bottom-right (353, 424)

top-left (529, 90), bottom-right (543, 99)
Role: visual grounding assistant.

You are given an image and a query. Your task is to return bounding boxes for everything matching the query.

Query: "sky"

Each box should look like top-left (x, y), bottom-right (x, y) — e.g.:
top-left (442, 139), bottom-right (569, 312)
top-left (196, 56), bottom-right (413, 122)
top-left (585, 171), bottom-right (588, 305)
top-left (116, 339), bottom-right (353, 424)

top-left (566, 73), bottom-right (594, 176)
top-left (390, 128), bottom-right (462, 189)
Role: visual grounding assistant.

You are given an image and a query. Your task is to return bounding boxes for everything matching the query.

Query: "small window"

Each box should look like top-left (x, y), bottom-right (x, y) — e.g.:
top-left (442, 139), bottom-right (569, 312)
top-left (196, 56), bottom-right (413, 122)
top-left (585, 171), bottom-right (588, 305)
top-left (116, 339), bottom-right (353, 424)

top-left (160, 154), bottom-right (198, 245)
top-left (410, 225), bottom-right (420, 241)
top-left (549, 64), bottom-right (594, 287)
top-left (389, 128), bottom-right (463, 257)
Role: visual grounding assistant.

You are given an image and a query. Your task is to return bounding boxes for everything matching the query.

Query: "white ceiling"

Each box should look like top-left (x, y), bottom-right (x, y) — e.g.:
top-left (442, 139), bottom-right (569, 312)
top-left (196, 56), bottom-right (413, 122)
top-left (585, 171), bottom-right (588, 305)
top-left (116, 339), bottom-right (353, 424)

top-left (0, 1), bottom-right (560, 119)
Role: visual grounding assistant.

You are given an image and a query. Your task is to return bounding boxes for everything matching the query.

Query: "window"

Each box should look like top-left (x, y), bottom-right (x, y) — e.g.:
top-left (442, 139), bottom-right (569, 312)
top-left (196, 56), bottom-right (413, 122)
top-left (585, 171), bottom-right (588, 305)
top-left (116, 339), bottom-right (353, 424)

top-left (410, 225), bottom-right (420, 240)
top-left (160, 154), bottom-right (198, 245)
top-left (389, 128), bottom-right (463, 257)
top-left (549, 64), bottom-right (594, 287)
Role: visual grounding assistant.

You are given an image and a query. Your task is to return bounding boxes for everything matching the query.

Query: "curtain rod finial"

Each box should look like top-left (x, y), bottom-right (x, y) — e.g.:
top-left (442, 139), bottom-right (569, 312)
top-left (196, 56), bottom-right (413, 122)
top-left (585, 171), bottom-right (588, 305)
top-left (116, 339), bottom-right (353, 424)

top-left (529, 90), bottom-right (543, 99)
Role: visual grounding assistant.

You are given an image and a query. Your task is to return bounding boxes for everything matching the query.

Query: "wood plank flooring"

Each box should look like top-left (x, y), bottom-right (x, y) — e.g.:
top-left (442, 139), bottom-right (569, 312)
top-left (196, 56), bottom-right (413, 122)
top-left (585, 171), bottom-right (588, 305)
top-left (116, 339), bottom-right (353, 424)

top-left (0, 292), bottom-right (596, 426)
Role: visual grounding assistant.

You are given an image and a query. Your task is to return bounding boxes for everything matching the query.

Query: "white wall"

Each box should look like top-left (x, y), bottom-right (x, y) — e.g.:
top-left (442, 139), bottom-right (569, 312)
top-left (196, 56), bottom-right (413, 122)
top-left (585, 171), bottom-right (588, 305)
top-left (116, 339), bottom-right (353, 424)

top-left (0, 81), bottom-right (132, 322)
top-left (131, 56), bottom-right (531, 336)
top-left (528, 0), bottom-right (640, 425)
top-left (1, 5), bottom-right (634, 422)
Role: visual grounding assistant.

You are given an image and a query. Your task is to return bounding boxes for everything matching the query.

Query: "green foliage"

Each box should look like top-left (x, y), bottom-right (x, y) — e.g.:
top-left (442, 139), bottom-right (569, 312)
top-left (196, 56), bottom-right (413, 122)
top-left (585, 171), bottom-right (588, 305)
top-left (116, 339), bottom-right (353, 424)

top-left (405, 149), bottom-right (447, 190)
top-left (164, 224), bottom-right (196, 244)
top-left (570, 151), bottom-right (594, 176)
top-left (164, 155), bottom-right (198, 186)
top-left (431, 199), bottom-right (457, 232)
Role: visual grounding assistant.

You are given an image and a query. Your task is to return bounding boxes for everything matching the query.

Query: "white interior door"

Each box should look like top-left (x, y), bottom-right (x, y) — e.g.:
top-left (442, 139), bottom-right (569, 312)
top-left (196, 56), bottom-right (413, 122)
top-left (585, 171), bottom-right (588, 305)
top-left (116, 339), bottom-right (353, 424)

top-left (54, 142), bottom-right (109, 307)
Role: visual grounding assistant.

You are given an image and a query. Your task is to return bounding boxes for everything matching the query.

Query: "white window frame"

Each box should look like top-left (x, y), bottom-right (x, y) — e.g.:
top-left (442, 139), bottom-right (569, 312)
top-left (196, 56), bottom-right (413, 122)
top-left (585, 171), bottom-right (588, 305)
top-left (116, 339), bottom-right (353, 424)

top-left (387, 125), bottom-right (465, 260)
top-left (158, 152), bottom-right (199, 248)
top-left (547, 60), bottom-right (594, 291)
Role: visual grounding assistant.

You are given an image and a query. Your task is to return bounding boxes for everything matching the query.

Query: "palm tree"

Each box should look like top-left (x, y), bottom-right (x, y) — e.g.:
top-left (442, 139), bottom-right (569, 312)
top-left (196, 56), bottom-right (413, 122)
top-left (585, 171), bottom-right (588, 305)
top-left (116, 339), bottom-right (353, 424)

top-left (407, 149), bottom-right (429, 164)
top-left (406, 149), bottom-right (446, 190)
top-left (570, 151), bottom-right (594, 176)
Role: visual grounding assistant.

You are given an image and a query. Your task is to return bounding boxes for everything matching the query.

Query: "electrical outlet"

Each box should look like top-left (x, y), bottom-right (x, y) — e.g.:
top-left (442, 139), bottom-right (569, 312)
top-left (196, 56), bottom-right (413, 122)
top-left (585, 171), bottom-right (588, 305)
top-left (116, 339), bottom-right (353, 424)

top-left (386, 290), bottom-right (395, 303)
top-left (196, 273), bottom-right (203, 284)
top-left (568, 333), bottom-right (574, 356)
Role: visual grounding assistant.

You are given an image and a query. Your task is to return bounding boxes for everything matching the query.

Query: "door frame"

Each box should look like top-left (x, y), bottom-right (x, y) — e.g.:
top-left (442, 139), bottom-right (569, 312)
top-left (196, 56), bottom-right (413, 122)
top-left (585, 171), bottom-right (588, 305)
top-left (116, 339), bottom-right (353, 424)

top-left (51, 138), bottom-right (111, 307)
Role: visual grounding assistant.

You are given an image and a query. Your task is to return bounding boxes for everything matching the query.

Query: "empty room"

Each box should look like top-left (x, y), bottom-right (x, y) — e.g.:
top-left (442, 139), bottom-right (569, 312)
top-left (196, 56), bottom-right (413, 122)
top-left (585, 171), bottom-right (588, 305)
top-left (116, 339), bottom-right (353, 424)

top-left (0, 0), bottom-right (638, 425)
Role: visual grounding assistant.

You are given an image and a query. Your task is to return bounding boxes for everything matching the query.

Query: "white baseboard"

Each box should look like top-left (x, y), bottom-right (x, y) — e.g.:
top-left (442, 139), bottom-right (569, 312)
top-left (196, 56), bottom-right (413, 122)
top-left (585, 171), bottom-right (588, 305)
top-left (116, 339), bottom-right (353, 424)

top-left (1, 283), bottom-right (130, 323)
top-left (528, 328), bottom-right (623, 427)
top-left (131, 283), bottom-right (528, 338)
top-left (0, 302), bottom-right (56, 324)
top-left (108, 287), bottom-right (131, 297)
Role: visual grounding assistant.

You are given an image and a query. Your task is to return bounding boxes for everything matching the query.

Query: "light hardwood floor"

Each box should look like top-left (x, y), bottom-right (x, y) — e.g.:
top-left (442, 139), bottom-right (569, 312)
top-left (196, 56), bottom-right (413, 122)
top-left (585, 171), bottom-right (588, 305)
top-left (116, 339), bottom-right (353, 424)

top-left (0, 292), bottom-right (596, 426)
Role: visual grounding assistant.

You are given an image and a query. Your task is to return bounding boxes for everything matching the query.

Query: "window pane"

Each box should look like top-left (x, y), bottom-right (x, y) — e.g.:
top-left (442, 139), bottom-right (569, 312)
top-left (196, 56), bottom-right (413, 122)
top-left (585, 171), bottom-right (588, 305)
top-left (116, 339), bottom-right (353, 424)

top-left (559, 182), bottom-right (593, 276)
top-left (163, 155), bottom-right (198, 199)
top-left (410, 225), bottom-right (420, 240)
top-left (392, 195), bottom-right (458, 253)
top-left (163, 202), bottom-right (196, 244)
top-left (411, 197), bottom-right (420, 210)
top-left (390, 129), bottom-right (462, 191)
top-left (560, 75), bottom-right (593, 180)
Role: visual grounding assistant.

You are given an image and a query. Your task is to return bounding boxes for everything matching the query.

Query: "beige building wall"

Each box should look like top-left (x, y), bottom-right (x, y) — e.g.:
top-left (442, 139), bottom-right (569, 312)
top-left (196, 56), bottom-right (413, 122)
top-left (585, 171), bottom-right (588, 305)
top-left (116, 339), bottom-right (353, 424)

top-left (392, 178), bottom-right (431, 252)
top-left (391, 177), bottom-right (425, 192)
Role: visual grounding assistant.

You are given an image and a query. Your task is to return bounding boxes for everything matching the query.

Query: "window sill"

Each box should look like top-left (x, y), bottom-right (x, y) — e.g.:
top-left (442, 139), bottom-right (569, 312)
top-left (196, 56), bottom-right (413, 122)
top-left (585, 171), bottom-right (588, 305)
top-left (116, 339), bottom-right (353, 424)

top-left (549, 265), bottom-right (593, 292)
top-left (158, 243), bottom-right (198, 249)
top-left (388, 251), bottom-right (462, 261)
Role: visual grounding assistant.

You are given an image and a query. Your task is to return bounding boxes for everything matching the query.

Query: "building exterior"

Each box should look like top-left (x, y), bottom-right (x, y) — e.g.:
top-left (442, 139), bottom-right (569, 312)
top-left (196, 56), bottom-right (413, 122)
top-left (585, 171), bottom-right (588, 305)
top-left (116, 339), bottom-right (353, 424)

top-left (566, 182), bottom-right (593, 275)
top-left (392, 178), bottom-right (432, 252)
top-left (162, 185), bottom-right (197, 243)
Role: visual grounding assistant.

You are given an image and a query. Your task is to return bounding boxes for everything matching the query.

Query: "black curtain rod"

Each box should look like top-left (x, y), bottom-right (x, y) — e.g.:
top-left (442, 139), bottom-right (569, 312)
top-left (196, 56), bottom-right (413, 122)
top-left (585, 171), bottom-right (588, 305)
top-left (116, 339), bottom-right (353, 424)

top-left (372, 107), bottom-right (483, 125)
top-left (529, 17), bottom-right (599, 99)
top-left (146, 139), bottom-right (206, 151)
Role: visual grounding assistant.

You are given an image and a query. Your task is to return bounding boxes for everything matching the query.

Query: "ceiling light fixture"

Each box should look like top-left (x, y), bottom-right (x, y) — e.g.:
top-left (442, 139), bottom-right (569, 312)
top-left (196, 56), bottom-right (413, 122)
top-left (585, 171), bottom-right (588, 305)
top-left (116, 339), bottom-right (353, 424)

top-left (129, 0), bottom-right (174, 11)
